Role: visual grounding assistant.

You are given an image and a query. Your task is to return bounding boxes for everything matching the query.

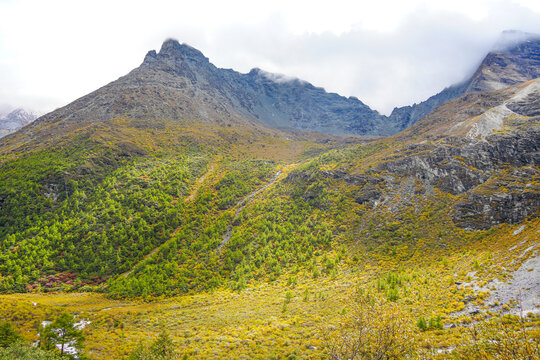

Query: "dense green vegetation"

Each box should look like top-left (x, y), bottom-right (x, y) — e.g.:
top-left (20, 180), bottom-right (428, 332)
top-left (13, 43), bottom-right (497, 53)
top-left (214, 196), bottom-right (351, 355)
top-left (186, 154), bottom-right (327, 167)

top-left (0, 342), bottom-right (62, 360)
top-left (1, 139), bottom-right (305, 297)
top-left (108, 159), bottom-right (281, 297)
top-left (0, 321), bottom-right (21, 347)
top-left (0, 138), bottom-right (208, 292)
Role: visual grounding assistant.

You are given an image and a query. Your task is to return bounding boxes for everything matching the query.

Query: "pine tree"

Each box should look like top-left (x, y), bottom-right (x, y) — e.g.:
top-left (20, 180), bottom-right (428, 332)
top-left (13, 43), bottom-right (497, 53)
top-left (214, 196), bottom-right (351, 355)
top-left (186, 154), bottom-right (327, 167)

top-left (0, 322), bottom-right (22, 348)
top-left (46, 313), bottom-right (85, 358)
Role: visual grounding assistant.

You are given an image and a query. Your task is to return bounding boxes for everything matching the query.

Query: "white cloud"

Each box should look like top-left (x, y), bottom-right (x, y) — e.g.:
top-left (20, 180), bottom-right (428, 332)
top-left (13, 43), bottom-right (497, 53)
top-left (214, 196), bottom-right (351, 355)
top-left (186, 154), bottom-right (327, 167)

top-left (0, 0), bottom-right (539, 115)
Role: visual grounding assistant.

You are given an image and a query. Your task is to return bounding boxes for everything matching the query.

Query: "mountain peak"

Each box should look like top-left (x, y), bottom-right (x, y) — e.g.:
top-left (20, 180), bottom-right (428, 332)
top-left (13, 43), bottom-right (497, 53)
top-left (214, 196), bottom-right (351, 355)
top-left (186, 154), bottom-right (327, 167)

top-left (493, 30), bottom-right (540, 51)
top-left (141, 39), bottom-right (210, 69)
top-left (158, 39), bottom-right (208, 60)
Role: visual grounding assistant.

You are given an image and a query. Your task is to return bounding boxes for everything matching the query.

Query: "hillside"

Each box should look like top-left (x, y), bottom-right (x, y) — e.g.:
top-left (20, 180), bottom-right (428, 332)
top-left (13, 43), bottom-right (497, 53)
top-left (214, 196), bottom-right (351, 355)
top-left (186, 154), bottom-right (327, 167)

top-left (0, 35), bottom-right (538, 359)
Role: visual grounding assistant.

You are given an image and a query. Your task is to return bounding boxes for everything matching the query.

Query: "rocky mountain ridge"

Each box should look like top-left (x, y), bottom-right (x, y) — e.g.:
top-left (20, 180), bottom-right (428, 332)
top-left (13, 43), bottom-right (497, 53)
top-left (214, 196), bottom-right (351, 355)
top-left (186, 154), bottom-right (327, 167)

top-left (11, 32), bottom-right (539, 143)
top-left (317, 79), bottom-right (540, 230)
top-left (388, 31), bottom-right (540, 129)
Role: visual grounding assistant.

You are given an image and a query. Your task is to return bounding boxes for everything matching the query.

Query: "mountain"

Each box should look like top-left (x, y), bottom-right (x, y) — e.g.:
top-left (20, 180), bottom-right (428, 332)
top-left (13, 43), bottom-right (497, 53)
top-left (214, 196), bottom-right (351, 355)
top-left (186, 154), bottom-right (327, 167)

top-left (9, 39), bottom-right (385, 144)
top-left (387, 30), bottom-right (540, 129)
top-left (0, 108), bottom-right (37, 138)
top-left (6, 32), bottom-right (539, 147)
top-left (0, 33), bottom-right (538, 360)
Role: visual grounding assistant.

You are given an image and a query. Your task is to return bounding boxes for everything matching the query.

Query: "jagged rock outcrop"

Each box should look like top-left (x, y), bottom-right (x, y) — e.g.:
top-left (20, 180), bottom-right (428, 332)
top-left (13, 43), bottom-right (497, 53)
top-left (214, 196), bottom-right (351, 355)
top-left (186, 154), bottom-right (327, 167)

top-left (454, 166), bottom-right (539, 230)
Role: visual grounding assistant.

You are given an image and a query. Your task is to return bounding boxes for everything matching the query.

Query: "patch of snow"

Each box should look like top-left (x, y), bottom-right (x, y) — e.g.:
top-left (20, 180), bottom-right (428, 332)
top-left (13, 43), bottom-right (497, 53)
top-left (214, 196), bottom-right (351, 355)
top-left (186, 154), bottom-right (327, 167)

top-left (75, 319), bottom-right (91, 330)
top-left (57, 341), bottom-right (79, 357)
top-left (41, 320), bottom-right (52, 328)
top-left (486, 255), bottom-right (540, 315)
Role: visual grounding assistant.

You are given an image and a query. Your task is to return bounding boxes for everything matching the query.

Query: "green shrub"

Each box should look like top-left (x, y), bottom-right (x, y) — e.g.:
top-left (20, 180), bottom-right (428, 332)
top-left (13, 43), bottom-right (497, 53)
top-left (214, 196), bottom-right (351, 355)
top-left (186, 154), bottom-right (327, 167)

top-left (417, 317), bottom-right (428, 331)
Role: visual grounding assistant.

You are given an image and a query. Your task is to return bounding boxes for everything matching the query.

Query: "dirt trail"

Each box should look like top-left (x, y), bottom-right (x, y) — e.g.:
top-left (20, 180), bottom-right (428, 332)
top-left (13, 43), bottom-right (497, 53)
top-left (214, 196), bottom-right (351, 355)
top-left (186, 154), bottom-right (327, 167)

top-left (217, 169), bottom-right (282, 252)
top-left (186, 164), bottom-right (215, 202)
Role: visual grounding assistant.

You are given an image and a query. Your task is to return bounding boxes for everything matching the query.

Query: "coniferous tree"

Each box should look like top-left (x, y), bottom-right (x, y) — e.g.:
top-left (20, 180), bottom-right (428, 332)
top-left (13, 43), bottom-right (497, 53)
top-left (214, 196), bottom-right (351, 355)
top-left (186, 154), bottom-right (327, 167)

top-left (0, 322), bottom-right (21, 348)
top-left (127, 330), bottom-right (177, 360)
top-left (44, 313), bottom-right (85, 358)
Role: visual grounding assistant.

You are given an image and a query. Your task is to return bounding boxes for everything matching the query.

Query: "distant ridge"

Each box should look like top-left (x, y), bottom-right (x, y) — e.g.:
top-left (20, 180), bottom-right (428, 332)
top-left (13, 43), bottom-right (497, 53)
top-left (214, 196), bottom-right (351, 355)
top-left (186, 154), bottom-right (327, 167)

top-left (0, 108), bottom-right (37, 139)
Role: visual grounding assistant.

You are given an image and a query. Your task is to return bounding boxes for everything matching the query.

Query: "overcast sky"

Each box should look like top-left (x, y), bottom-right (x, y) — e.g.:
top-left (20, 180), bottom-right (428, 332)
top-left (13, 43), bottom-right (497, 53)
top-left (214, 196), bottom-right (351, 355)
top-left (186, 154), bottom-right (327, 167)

top-left (1, 0), bottom-right (540, 116)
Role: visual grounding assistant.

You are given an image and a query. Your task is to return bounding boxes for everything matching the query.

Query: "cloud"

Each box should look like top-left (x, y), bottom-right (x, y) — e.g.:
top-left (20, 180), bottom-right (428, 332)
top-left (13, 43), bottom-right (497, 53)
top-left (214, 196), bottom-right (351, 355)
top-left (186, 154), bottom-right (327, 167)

top-left (202, 2), bottom-right (540, 114)
top-left (0, 0), bottom-right (539, 115)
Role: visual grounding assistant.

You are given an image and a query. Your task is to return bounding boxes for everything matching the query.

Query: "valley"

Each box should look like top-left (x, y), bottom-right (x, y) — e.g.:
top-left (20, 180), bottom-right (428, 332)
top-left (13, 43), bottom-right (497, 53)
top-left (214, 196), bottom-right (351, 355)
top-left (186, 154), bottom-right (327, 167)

top-left (0, 34), bottom-right (538, 359)
top-left (1, 217), bottom-right (537, 359)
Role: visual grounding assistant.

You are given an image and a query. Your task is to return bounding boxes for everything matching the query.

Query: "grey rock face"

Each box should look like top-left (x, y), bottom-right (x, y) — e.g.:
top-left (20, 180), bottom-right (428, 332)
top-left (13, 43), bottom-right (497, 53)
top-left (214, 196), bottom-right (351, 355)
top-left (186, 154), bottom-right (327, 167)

top-left (139, 40), bottom-right (390, 135)
top-left (381, 129), bottom-right (539, 229)
top-left (27, 39), bottom-right (389, 136)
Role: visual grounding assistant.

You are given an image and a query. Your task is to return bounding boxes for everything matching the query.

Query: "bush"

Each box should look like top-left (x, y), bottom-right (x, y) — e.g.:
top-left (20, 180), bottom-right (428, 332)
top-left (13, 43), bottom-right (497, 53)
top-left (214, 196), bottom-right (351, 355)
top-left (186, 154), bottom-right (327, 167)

top-left (417, 317), bottom-right (428, 331)
top-left (323, 292), bottom-right (415, 359)
top-left (453, 318), bottom-right (540, 359)
top-left (429, 315), bottom-right (443, 330)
